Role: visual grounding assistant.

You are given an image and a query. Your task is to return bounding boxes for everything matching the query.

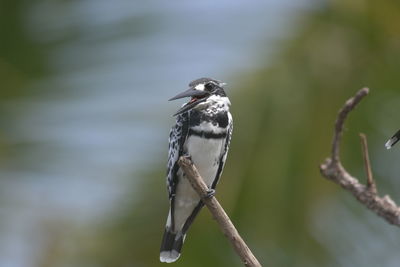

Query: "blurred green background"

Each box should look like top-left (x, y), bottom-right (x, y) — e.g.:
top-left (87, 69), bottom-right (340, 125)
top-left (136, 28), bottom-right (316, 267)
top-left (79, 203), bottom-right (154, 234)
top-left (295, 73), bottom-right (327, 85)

top-left (1, 0), bottom-right (400, 266)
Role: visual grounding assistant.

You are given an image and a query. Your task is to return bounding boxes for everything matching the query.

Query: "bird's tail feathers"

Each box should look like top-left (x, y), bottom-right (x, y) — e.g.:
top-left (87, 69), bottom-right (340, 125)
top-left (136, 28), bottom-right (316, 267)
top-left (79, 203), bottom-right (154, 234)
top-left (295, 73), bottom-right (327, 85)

top-left (385, 130), bottom-right (400, 149)
top-left (385, 135), bottom-right (400, 149)
top-left (160, 228), bottom-right (185, 263)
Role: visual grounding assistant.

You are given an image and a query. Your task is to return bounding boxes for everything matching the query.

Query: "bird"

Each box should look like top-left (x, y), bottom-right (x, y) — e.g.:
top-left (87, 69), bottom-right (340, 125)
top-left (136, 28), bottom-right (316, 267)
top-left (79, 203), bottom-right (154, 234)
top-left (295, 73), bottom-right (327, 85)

top-left (160, 77), bottom-right (233, 263)
top-left (385, 129), bottom-right (400, 149)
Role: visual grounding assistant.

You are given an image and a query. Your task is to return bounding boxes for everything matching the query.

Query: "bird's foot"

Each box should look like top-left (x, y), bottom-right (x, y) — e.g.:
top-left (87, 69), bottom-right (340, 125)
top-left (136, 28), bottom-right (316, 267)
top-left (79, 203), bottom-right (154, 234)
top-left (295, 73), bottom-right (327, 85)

top-left (182, 154), bottom-right (192, 161)
top-left (205, 189), bottom-right (216, 199)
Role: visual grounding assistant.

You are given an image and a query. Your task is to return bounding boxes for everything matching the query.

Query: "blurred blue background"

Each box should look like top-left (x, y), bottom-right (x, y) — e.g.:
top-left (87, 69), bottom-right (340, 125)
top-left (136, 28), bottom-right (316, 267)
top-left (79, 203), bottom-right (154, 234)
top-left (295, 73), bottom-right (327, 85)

top-left (1, 0), bottom-right (400, 266)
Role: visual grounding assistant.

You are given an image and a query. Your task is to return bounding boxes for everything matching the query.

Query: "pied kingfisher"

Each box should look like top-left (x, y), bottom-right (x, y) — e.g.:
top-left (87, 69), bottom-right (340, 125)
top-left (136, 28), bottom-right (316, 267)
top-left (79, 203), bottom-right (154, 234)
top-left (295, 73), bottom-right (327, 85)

top-left (160, 78), bottom-right (233, 263)
top-left (385, 129), bottom-right (400, 149)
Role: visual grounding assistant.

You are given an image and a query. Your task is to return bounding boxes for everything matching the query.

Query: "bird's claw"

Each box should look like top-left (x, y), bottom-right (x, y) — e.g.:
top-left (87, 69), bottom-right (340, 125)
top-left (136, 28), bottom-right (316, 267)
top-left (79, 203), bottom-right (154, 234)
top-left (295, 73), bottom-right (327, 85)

top-left (205, 189), bottom-right (215, 199)
top-left (182, 154), bottom-right (192, 161)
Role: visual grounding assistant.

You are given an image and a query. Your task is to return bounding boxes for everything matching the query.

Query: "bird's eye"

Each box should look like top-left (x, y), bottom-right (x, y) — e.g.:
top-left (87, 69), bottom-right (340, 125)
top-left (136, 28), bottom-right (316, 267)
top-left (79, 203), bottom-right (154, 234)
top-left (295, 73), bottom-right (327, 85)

top-left (204, 83), bottom-right (214, 91)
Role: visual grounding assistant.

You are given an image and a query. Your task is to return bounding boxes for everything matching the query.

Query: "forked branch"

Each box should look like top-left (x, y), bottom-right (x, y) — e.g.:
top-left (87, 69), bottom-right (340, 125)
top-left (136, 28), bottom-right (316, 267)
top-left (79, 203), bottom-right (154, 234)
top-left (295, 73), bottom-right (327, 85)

top-left (319, 88), bottom-right (400, 226)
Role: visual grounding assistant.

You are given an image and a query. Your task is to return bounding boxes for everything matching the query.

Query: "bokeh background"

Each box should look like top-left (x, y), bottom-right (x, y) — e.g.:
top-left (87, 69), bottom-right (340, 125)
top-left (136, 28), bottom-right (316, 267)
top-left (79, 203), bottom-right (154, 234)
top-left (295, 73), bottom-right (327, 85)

top-left (1, 0), bottom-right (400, 266)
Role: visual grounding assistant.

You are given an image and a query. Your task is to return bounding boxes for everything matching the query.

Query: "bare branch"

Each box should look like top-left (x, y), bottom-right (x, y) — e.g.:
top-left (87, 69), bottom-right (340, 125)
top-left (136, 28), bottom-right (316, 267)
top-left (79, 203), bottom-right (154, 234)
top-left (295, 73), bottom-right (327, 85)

top-left (331, 88), bottom-right (369, 163)
top-left (320, 88), bottom-right (400, 226)
top-left (178, 156), bottom-right (262, 267)
top-left (359, 133), bottom-right (377, 193)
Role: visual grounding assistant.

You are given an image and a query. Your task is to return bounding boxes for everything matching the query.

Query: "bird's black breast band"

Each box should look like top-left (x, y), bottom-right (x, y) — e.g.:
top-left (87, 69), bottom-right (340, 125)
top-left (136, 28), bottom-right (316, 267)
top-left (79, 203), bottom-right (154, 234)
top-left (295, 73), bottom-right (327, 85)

top-left (188, 129), bottom-right (227, 139)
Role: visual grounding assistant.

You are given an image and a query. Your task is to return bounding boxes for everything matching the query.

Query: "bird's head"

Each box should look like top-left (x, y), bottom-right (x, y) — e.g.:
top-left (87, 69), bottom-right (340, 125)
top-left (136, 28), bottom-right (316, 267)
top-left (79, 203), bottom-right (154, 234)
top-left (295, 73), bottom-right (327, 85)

top-left (169, 77), bottom-right (227, 116)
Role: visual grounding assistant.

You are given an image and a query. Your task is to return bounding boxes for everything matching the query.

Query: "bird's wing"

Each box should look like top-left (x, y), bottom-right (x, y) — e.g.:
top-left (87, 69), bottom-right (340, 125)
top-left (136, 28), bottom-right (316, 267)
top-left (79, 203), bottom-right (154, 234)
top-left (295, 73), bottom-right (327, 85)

top-left (166, 112), bottom-right (189, 200)
top-left (211, 112), bottom-right (233, 189)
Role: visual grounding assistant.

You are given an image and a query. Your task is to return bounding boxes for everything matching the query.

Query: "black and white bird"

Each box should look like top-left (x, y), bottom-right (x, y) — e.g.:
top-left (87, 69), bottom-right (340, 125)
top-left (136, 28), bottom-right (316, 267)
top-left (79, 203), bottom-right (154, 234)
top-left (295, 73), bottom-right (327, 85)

top-left (160, 78), bottom-right (233, 263)
top-left (385, 129), bottom-right (400, 149)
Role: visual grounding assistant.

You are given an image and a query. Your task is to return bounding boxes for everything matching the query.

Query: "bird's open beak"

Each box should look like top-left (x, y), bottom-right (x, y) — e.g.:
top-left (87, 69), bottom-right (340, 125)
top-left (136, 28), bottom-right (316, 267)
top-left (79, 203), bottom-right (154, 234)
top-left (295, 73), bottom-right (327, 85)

top-left (168, 88), bottom-right (206, 101)
top-left (169, 88), bottom-right (209, 116)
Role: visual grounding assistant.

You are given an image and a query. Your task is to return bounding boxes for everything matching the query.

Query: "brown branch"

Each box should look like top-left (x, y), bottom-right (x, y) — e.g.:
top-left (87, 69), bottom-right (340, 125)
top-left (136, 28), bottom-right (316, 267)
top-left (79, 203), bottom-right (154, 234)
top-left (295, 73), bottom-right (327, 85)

top-left (178, 156), bottom-right (262, 267)
top-left (331, 88), bottom-right (369, 163)
top-left (320, 88), bottom-right (400, 226)
top-left (359, 133), bottom-right (377, 193)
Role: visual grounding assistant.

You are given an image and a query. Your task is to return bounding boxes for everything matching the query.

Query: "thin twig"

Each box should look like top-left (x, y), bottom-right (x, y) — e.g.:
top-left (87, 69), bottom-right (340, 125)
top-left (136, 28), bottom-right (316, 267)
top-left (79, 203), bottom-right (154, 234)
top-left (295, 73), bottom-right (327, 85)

top-left (359, 133), bottom-right (377, 193)
top-left (178, 156), bottom-right (262, 267)
top-left (320, 88), bottom-right (400, 226)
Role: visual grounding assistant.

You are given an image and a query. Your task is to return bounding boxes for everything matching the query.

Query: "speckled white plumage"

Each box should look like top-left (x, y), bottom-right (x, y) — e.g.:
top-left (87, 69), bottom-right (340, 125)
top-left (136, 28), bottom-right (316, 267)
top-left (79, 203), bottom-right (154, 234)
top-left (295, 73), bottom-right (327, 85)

top-left (160, 78), bottom-right (233, 263)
